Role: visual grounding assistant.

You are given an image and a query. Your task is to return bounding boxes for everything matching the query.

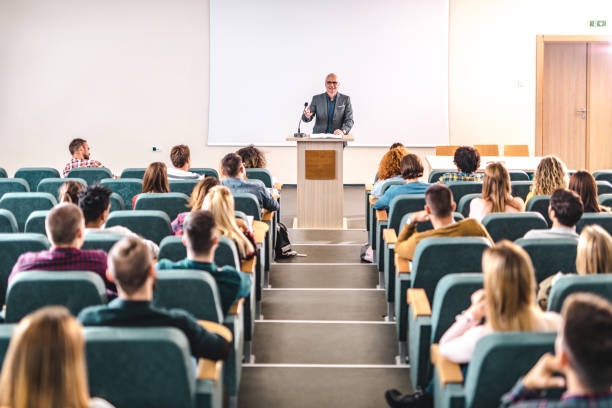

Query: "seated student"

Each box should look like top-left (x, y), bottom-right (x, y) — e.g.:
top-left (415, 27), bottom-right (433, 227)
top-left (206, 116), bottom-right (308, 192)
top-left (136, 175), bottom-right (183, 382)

top-left (131, 162), bottom-right (170, 209)
top-left (469, 162), bottom-right (524, 222)
top-left (220, 153), bottom-right (279, 212)
top-left (156, 210), bottom-right (251, 315)
top-left (203, 186), bottom-right (256, 262)
top-left (9, 203), bottom-right (115, 293)
top-left (439, 146), bottom-right (483, 183)
top-left (537, 225), bottom-right (612, 309)
top-left (58, 180), bottom-right (85, 204)
top-left (500, 293), bottom-right (612, 407)
top-left (373, 153), bottom-right (430, 210)
top-left (63, 138), bottom-right (108, 177)
top-left (569, 170), bottom-right (610, 213)
top-left (525, 155), bottom-right (568, 203)
top-left (386, 241), bottom-right (561, 408)
top-left (167, 144), bottom-right (203, 180)
top-left (0, 306), bottom-right (115, 408)
top-left (236, 144), bottom-right (267, 169)
top-left (394, 184), bottom-right (493, 261)
top-left (172, 177), bottom-right (220, 235)
top-left (79, 236), bottom-right (231, 361)
top-left (371, 145), bottom-right (408, 198)
top-left (523, 189), bottom-right (583, 239)
top-left (79, 185), bottom-right (159, 258)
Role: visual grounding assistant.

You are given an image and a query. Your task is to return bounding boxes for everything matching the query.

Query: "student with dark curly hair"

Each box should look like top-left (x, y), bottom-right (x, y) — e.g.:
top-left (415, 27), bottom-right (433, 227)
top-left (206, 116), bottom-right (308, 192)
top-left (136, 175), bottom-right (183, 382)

top-left (439, 146), bottom-right (483, 183)
top-left (236, 145), bottom-right (267, 169)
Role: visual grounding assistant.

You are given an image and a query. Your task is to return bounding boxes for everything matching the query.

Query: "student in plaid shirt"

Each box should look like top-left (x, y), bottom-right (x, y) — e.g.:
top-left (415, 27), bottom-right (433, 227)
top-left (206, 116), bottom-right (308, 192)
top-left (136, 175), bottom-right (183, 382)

top-left (439, 146), bottom-right (483, 184)
top-left (63, 138), bottom-right (107, 177)
top-left (500, 293), bottom-right (612, 407)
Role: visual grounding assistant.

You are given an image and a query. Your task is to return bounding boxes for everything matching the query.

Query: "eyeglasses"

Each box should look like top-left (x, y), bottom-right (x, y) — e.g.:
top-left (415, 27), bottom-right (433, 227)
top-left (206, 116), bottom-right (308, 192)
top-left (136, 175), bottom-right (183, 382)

top-left (326, 81), bottom-right (338, 85)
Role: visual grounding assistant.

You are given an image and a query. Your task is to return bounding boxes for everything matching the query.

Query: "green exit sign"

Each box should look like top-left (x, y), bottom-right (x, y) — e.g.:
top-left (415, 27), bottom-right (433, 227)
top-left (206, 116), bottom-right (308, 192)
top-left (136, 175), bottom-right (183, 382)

top-left (589, 20), bottom-right (607, 27)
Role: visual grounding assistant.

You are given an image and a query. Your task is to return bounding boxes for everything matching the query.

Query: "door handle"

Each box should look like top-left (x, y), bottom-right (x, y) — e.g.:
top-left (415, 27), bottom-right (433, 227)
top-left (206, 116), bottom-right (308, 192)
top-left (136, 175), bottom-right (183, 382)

top-left (576, 108), bottom-right (587, 113)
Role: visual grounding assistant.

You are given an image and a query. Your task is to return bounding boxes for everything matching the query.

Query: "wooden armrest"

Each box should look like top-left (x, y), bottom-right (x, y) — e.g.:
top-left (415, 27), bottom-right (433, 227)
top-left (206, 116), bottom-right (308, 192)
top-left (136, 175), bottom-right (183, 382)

top-left (383, 228), bottom-right (397, 245)
top-left (198, 358), bottom-right (223, 383)
top-left (262, 210), bottom-right (275, 221)
top-left (365, 183), bottom-right (373, 192)
top-left (369, 195), bottom-right (378, 206)
top-left (228, 298), bottom-right (245, 315)
top-left (273, 182), bottom-right (283, 191)
top-left (376, 209), bottom-right (388, 222)
top-left (198, 320), bottom-right (233, 343)
top-left (252, 220), bottom-right (269, 244)
top-left (395, 253), bottom-right (411, 274)
top-left (430, 344), bottom-right (463, 387)
top-left (407, 288), bottom-right (432, 318)
top-left (241, 257), bottom-right (256, 274)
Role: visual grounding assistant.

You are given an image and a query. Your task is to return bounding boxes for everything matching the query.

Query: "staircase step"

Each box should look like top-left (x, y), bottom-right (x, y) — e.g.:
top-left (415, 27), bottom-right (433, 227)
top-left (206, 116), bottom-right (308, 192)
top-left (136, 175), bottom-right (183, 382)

top-left (269, 264), bottom-right (377, 289)
top-left (275, 244), bottom-right (362, 264)
top-left (288, 228), bottom-right (367, 244)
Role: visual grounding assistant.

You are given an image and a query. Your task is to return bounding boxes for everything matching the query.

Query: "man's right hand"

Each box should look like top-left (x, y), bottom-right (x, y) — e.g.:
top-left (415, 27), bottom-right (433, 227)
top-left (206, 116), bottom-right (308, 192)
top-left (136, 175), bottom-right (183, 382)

top-left (522, 353), bottom-right (566, 390)
top-left (304, 106), bottom-right (313, 118)
top-left (410, 210), bottom-right (430, 224)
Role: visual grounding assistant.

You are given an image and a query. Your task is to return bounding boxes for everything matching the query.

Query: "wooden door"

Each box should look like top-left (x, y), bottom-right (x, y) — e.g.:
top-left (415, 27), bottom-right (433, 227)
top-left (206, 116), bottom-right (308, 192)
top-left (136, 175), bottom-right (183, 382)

top-left (542, 43), bottom-right (587, 170)
top-left (588, 43), bottom-right (612, 170)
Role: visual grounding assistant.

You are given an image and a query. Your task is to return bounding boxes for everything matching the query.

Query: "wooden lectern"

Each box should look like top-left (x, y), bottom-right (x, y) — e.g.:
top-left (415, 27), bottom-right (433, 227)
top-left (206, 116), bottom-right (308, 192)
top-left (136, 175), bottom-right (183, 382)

top-left (286, 134), bottom-right (354, 228)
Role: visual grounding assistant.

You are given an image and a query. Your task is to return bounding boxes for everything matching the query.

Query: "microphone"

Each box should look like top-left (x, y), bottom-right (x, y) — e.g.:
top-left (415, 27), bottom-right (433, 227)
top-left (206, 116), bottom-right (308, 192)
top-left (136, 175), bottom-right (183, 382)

top-left (294, 102), bottom-right (308, 138)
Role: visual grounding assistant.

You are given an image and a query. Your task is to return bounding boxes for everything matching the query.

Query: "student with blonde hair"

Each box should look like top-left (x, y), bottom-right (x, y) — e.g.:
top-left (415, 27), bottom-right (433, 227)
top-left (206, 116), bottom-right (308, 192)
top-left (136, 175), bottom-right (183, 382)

top-left (0, 306), bottom-right (114, 408)
top-left (171, 176), bottom-right (220, 235)
top-left (469, 162), bottom-right (524, 222)
top-left (525, 155), bottom-right (568, 203)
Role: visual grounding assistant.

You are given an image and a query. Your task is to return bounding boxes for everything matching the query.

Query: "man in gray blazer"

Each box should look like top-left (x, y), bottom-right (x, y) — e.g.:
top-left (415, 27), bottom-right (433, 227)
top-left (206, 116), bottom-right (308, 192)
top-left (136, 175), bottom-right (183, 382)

top-left (302, 73), bottom-right (354, 136)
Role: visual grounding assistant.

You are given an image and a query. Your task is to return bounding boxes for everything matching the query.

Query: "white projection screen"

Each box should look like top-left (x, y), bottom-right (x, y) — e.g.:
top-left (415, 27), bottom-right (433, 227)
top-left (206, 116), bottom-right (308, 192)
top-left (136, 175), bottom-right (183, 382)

top-left (209, 0), bottom-right (449, 147)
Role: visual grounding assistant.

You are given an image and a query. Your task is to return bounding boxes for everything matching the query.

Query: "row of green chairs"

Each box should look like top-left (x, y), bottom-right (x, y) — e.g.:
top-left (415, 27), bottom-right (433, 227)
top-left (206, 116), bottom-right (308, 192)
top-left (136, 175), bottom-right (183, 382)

top-left (428, 169), bottom-right (530, 183)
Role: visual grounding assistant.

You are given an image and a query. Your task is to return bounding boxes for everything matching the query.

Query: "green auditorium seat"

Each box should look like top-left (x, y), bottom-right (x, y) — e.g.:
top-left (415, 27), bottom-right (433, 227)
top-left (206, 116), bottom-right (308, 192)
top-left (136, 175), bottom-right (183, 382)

top-left (432, 332), bottom-right (556, 408)
top-left (233, 193), bottom-right (272, 276)
top-left (547, 274), bottom-right (612, 312)
top-left (508, 170), bottom-right (530, 181)
top-left (14, 167), bottom-right (60, 191)
top-left (600, 193), bottom-right (612, 208)
top-left (0, 325), bottom-right (13, 363)
top-left (0, 178), bottom-right (29, 198)
top-left (82, 233), bottom-right (123, 252)
top-left (100, 178), bottom-right (142, 210)
top-left (37, 177), bottom-right (87, 200)
top-left (84, 327), bottom-right (223, 408)
top-left (120, 168), bottom-right (146, 179)
top-left (428, 169), bottom-right (454, 183)
top-left (24, 210), bottom-right (49, 234)
top-left (4, 271), bottom-right (107, 323)
top-left (408, 274), bottom-right (483, 389)
top-left (594, 170), bottom-right (612, 185)
top-left (446, 182), bottom-right (483, 207)
top-left (482, 212), bottom-right (548, 242)
top-left (158, 236), bottom-right (239, 267)
top-left (526, 195), bottom-right (552, 226)
top-left (0, 233), bottom-right (50, 305)
top-left (0, 210), bottom-right (18, 233)
top-left (245, 168), bottom-right (273, 187)
top-left (170, 180), bottom-right (199, 197)
top-left (510, 180), bottom-right (532, 201)
top-left (190, 168), bottom-right (219, 179)
top-left (159, 235), bottom-right (186, 261)
top-left (104, 210), bottom-right (172, 244)
top-left (0, 192), bottom-right (57, 231)
top-left (576, 212), bottom-right (612, 235)
top-left (67, 167), bottom-right (113, 186)
top-left (369, 179), bottom-right (405, 248)
top-left (109, 192), bottom-right (125, 212)
top-left (395, 237), bottom-right (491, 362)
top-left (457, 193), bottom-right (481, 217)
top-left (515, 238), bottom-right (578, 282)
top-left (134, 192), bottom-right (190, 221)
top-left (597, 180), bottom-right (612, 195)
top-left (0, 168), bottom-right (6, 178)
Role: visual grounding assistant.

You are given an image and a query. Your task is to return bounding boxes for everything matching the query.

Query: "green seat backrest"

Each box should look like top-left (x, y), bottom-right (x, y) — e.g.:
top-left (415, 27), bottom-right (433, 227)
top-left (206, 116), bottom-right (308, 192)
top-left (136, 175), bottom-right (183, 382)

top-left (158, 236), bottom-right (239, 268)
top-left (84, 327), bottom-right (196, 408)
top-left (120, 168), bottom-right (146, 179)
top-left (67, 167), bottom-right (113, 185)
top-left (0, 192), bottom-right (57, 231)
top-left (100, 178), bottom-right (142, 210)
top-left (5, 271), bottom-right (107, 323)
top-left (109, 192), bottom-right (125, 212)
top-left (482, 212), bottom-right (548, 242)
top-left (82, 233), bottom-right (123, 252)
top-left (548, 274), bottom-right (612, 312)
top-left (159, 236), bottom-right (186, 261)
top-left (526, 195), bottom-right (552, 226)
top-left (594, 170), bottom-right (612, 185)
top-left (379, 179), bottom-right (406, 195)
top-left (14, 167), bottom-right (60, 191)
top-left (169, 180), bottom-right (199, 197)
top-left (0, 210), bottom-right (18, 233)
top-left (399, 212), bottom-right (464, 233)
top-left (428, 169), bottom-right (455, 183)
top-left (447, 182), bottom-right (483, 206)
top-left (464, 332), bottom-right (556, 408)
top-left (24, 210), bottom-right (49, 234)
top-left (508, 170), bottom-right (529, 181)
top-left (104, 210), bottom-right (172, 244)
top-left (0, 325), bottom-right (14, 366)
top-left (510, 181), bottom-right (532, 201)
top-left (37, 177), bottom-right (87, 200)
top-left (412, 237), bottom-right (491, 301)
top-left (0, 178), bottom-right (29, 199)
top-left (234, 211), bottom-right (248, 222)
top-left (457, 193), bottom-right (481, 217)
top-left (576, 212), bottom-right (612, 235)
top-left (0, 168), bottom-right (6, 178)
top-left (597, 181), bottom-right (612, 195)
top-left (388, 194), bottom-right (426, 233)
top-left (189, 167), bottom-right (219, 179)
top-left (515, 238), bottom-right (578, 282)
top-left (134, 193), bottom-right (189, 221)
top-left (233, 193), bottom-right (262, 221)
top-left (154, 270), bottom-right (224, 323)
top-left (600, 193), bottom-right (612, 208)
top-left (215, 237), bottom-right (240, 268)
top-left (0, 233), bottom-right (50, 305)
top-left (246, 168), bottom-right (273, 188)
